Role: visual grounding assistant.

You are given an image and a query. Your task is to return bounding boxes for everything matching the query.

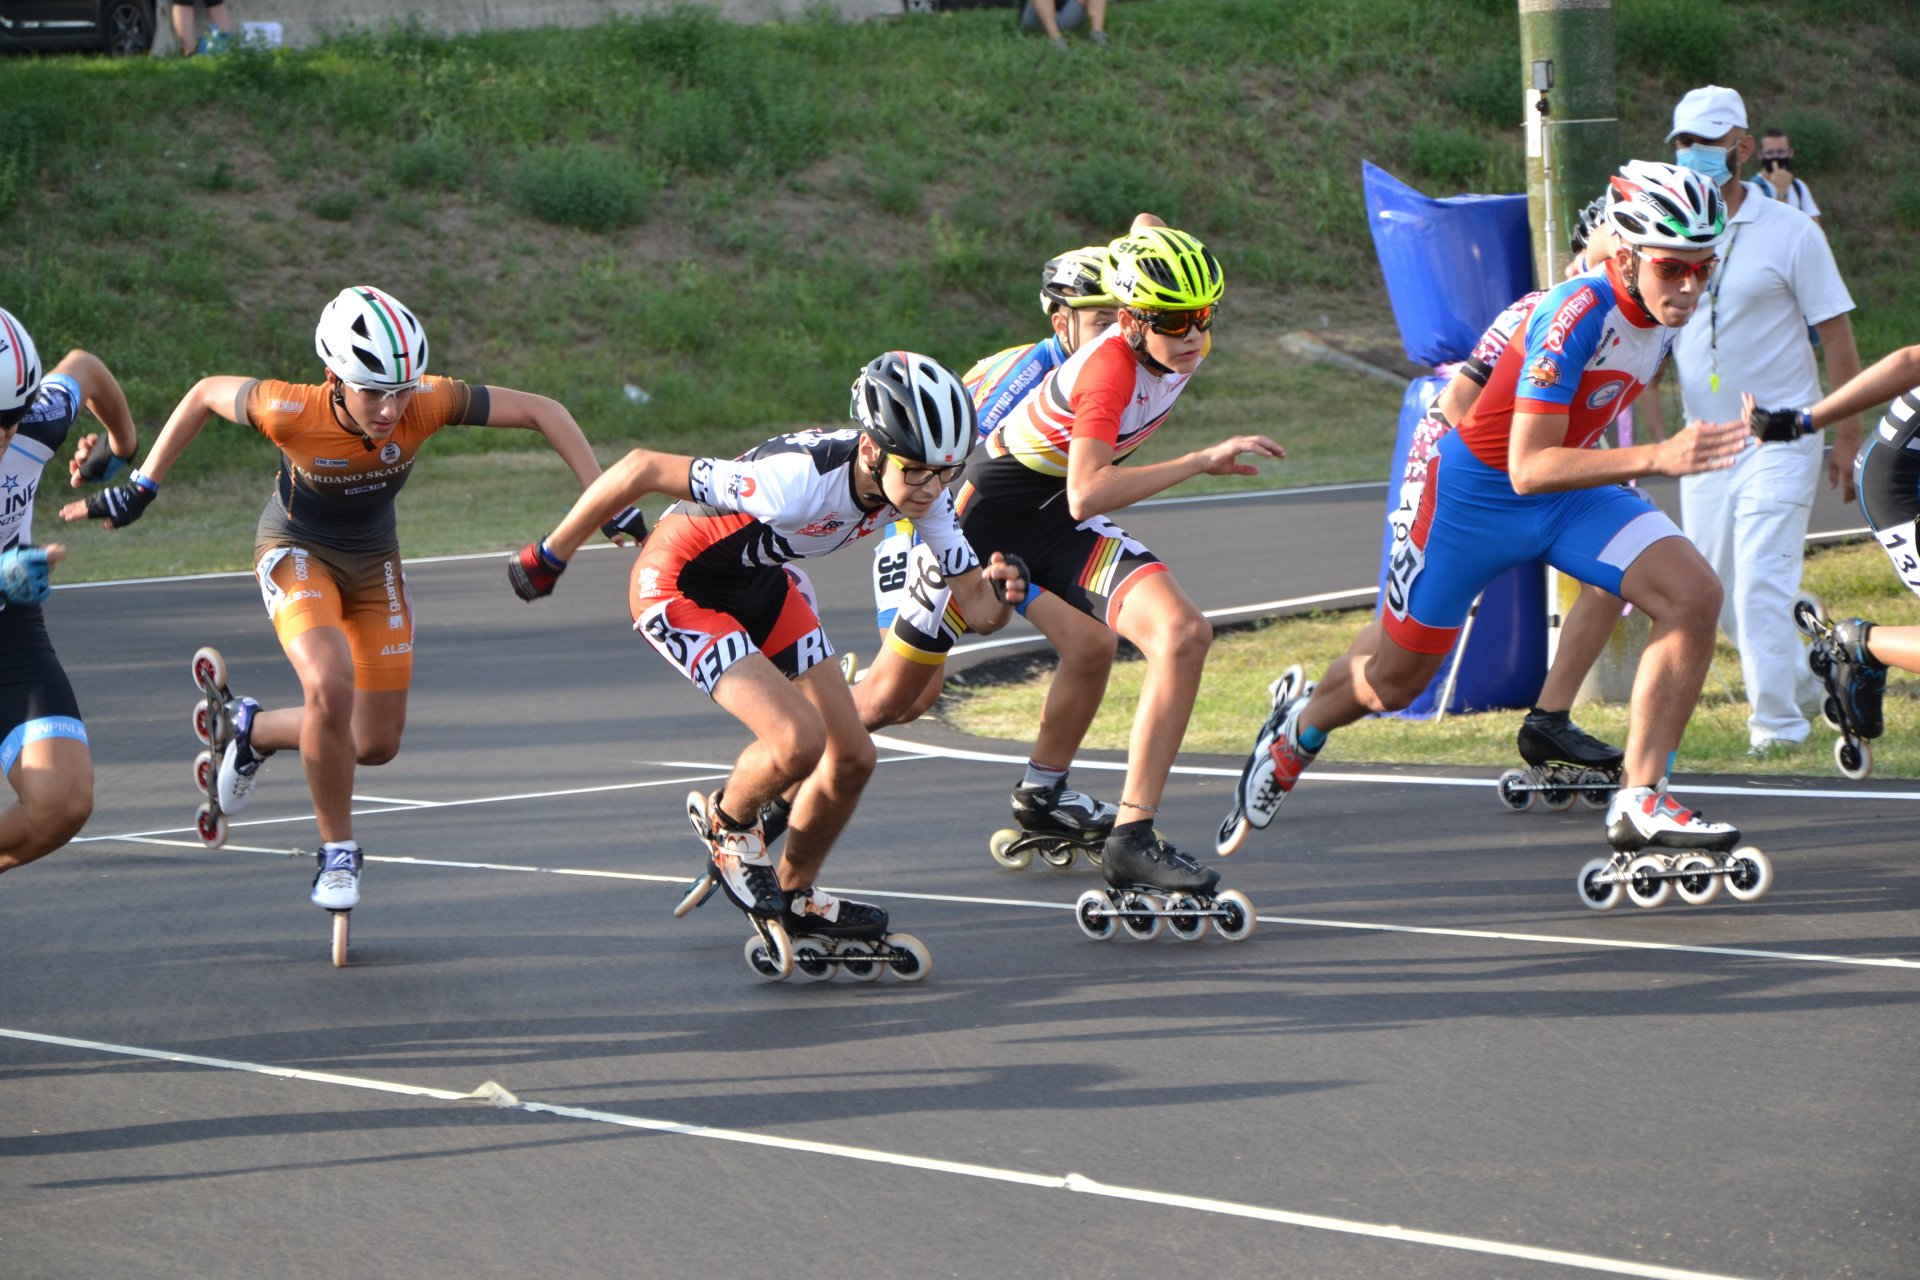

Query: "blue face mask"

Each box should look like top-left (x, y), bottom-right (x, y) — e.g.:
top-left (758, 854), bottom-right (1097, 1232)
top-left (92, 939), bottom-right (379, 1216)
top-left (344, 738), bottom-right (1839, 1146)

top-left (1675, 144), bottom-right (1732, 186)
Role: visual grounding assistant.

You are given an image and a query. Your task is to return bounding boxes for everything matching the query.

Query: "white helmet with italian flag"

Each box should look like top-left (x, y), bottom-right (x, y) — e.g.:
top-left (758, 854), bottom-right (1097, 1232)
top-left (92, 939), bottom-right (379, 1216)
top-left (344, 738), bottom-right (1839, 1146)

top-left (315, 285), bottom-right (429, 390)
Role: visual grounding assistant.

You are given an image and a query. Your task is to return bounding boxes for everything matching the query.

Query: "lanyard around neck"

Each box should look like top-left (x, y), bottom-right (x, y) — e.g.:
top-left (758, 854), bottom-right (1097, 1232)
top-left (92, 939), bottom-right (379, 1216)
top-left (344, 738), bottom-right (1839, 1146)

top-left (1708, 223), bottom-right (1741, 393)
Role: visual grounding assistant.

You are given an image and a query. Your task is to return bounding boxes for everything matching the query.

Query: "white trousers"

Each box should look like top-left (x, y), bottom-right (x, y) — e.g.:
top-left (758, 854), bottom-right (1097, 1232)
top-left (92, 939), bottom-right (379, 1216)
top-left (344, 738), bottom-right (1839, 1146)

top-left (1679, 435), bottom-right (1823, 746)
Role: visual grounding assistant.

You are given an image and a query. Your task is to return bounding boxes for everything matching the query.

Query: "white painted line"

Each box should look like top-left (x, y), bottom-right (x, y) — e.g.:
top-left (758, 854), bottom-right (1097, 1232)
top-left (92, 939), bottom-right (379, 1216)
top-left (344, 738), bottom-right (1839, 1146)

top-left (349, 794), bottom-right (435, 807)
top-left (945, 586), bottom-right (1381, 660)
top-left (92, 832), bottom-right (1920, 971)
top-left (0, 1025), bottom-right (1760, 1280)
top-left (869, 733), bottom-right (1920, 802)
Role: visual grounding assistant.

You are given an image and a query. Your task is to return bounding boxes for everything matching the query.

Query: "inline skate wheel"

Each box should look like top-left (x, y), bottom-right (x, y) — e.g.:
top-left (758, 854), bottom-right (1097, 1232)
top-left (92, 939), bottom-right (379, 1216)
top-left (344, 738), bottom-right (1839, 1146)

top-left (793, 941), bottom-right (835, 982)
top-left (1723, 846), bottom-right (1773, 903)
top-left (1215, 810), bottom-right (1251, 857)
top-left (1118, 893), bottom-right (1162, 941)
top-left (1835, 737), bottom-right (1873, 781)
top-left (1037, 841), bottom-right (1077, 869)
top-left (836, 939), bottom-right (882, 982)
top-left (1495, 769), bottom-right (1534, 813)
top-left (1625, 854), bottom-right (1673, 909)
top-left (191, 645), bottom-right (228, 695)
top-left (193, 749), bottom-right (216, 796)
top-left (1075, 889), bottom-right (1117, 941)
top-left (1165, 894), bottom-right (1207, 941)
top-left (1576, 858), bottom-right (1622, 911)
top-left (195, 802), bottom-right (228, 849)
top-left (1540, 784), bottom-right (1577, 813)
top-left (884, 933), bottom-right (931, 982)
top-left (1822, 696), bottom-right (1845, 733)
top-left (672, 870), bottom-right (717, 918)
top-left (744, 934), bottom-right (792, 982)
top-left (1791, 593), bottom-right (1826, 637)
top-left (1083, 843), bottom-right (1103, 869)
top-left (1672, 854), bottom-right (1721, 906)
top-left (1576, 769), bottom-right (1614, 810)
top-left (191, 701), bottom-right (225, 748)
top-left (1212, 890), bottom-right (1256, 942)
top-left (988, 828), bottom-right (1034, 871)
top-left (330, 910), bottom-right (350, 968)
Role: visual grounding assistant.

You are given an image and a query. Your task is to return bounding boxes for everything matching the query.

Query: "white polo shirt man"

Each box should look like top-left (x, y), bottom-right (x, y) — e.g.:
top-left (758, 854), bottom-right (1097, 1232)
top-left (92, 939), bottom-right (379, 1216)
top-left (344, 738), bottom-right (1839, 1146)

top-left (1666, 85), bottom-right (1863, 752)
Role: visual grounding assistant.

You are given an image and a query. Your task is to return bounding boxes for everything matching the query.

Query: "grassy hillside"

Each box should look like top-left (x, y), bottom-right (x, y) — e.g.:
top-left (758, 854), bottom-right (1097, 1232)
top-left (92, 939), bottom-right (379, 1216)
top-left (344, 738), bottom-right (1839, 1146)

top-left (2, 0), bottom-right (1915, 578)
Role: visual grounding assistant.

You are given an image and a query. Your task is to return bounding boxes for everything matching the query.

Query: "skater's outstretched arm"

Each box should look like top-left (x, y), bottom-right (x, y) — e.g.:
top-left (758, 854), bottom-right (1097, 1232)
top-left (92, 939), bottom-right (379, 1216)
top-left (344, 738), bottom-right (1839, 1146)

top-left (1746, 343), bottom-right (1920, 436)
top-left (57, 374), bottom-right (253, 530)
top-left (52, 351), bottom-right (139, 488)
top-left (1063, 432), bottom-right (1284, 522)
top-left (475, 387), bottom-right (646, 546)
top-left (538, 446), bottom-right (697, 562)
top-left (1507, 409), bottom-right (1747, 495)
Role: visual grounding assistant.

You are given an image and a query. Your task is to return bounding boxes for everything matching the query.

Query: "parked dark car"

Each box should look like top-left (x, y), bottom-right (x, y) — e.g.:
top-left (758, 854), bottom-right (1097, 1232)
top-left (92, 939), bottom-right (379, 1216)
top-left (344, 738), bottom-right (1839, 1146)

top-left (0, 1), bottom-right (155, 57)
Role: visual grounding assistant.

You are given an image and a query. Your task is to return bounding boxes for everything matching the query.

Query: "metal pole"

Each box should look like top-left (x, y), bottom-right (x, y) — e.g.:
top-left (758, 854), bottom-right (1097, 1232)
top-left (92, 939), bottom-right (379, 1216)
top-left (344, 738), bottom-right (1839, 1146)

top-left (1520, 0), bottom-right (1620, 290)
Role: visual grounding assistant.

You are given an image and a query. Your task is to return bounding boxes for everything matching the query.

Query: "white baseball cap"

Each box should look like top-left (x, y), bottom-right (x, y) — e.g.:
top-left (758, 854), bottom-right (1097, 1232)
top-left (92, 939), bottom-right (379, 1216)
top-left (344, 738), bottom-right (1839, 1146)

top-left (1667, 85), bottom-right (1748, 142)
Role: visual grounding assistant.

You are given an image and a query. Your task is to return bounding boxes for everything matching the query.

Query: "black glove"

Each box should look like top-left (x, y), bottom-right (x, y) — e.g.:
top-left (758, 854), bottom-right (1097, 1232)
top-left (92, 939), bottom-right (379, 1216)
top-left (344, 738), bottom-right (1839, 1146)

top-left (989, 552), bottom-right (1030, 606)
top-left (509, 541), bottom-right (567, 601)
top-left (1749, 405), bottom-right (1813, 443)
top-left (76, 436), bottom-right (133, 484)
top-left (83, 473), bottom-right (158, 528)
top-left (601, 505), bottom-right (648, 543)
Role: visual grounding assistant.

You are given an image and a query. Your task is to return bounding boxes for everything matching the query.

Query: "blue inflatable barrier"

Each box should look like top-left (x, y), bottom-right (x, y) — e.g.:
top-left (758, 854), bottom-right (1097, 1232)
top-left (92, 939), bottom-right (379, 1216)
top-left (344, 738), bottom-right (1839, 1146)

top-left (1376, 376), bottom-right (1546, 718)
top-left (1362, 161), bottom-right (1535, 367)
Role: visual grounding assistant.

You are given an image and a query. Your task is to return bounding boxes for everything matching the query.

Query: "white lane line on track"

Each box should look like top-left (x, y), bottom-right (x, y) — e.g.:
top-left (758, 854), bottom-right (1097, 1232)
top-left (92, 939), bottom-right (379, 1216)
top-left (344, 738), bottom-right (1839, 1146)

top-left (869, 733), bottom-right (1920, 802)
top-left (88, 830), bottom-right (1920, 971)
top-left (0, 1026), bottom-right (1757, 1280)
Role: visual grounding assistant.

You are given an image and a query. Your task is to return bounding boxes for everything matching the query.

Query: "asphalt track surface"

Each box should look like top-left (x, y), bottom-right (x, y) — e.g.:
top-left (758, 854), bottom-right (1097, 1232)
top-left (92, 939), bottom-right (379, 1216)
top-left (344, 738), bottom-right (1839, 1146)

top-left (5, 479), bottom-right (1916, 1280)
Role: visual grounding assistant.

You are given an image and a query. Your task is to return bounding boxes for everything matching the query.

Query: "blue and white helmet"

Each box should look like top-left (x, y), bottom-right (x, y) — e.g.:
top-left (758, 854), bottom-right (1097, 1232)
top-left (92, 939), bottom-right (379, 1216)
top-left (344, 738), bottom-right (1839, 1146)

top-left (0, 307), bottom-right (43, 416)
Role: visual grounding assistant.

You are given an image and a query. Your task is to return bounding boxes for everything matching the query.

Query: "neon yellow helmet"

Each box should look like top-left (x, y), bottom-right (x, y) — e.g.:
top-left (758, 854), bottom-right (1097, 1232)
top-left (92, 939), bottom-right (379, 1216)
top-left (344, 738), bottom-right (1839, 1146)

top-left (1101, 227), bottom-right (1224, 311)
top-left (1039, 246), bottom-right (1118, 315)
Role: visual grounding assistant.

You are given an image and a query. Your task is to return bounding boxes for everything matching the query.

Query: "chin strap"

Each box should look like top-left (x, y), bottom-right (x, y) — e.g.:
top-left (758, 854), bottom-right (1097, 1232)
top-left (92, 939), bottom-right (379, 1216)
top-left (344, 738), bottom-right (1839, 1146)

top-left (328, 383), bottom-right (377, 451)
top-left (1125, 320), bottom-right (1176, 376)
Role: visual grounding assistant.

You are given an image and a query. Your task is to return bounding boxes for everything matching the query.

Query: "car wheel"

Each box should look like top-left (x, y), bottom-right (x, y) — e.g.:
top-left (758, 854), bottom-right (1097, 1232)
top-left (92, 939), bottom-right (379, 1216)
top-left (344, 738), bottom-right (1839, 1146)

top-left (101, 0), bottom-right (156, 58)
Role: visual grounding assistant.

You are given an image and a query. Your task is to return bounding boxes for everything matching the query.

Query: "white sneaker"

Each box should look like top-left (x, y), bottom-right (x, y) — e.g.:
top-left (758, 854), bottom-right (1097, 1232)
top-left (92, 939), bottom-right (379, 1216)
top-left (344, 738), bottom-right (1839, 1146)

top-left (311, 843), bottom-right (362, 910)
top-left (217, 697), bottom-right (265, 814)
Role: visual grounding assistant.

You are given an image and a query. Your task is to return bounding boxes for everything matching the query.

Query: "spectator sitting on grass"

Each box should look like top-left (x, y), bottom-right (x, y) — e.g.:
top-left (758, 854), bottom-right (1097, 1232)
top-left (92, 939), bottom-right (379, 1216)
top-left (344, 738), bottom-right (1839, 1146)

top-left (1023, 0), bottom-right (1108, 52)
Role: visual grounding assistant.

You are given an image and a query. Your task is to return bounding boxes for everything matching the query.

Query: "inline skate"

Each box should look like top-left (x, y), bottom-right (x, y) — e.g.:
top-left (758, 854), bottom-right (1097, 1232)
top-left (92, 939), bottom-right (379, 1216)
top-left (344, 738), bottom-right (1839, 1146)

top-left (780, 886), bottom-right (931, 983)
top-left (677, 789), bottom-right (793, 977)
top-left (1576, 782), bottom-right (1773, 910)
top-left (987, 776), bottom-right (1117, 870)
top-left (1495, 709), bottom-right (1623, 812)
top-left (1215, 665), bottom-right (1316, 856)
top-left (1793, 593), bottom-right (1884, 780)
top-left (673, 793), bottom-right (790, 915)
top-left (1076, 823), bottom-right (1256, 942)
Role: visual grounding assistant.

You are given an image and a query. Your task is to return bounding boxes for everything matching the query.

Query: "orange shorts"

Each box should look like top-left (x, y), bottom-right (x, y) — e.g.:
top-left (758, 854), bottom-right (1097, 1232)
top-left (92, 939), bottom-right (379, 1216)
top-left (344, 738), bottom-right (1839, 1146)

top-left (253, 544), bottom-right (415, 693)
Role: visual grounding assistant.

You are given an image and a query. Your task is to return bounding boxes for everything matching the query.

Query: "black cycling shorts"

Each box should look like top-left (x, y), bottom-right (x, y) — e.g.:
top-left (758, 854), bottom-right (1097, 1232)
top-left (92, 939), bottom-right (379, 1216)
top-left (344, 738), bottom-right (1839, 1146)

top-left (0, 604), bottom-right (86, 775)
top-left (1854, 388), bottom-right (1920, 600)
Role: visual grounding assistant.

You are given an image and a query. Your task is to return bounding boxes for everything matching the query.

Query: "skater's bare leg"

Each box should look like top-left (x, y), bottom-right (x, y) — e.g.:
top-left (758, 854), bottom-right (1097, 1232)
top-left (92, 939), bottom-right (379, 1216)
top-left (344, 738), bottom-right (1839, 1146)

top-left (1537, 583), bottom-right (1622, 712)
top-left (0, 738), bottom-right (93, 873)
top-left (1025, 593), bottom-right (1117, 771)
top-left (1108, 572), bottom-right (1210, 816)
top-left (249, 628), bottom-right (409, 844)
top-left (853, 647), bottom-right (944, 729)
top-left (779, 660), bottom-right (877, 890)
top-left (1615, 539), bottom-right (1723, 786)
top-left (1303, 628), bottom-right (1447, 732)
top-left (1864, 623), bottom-right (1920, 674)
top-left (709, 654), bottom-right (828, 825)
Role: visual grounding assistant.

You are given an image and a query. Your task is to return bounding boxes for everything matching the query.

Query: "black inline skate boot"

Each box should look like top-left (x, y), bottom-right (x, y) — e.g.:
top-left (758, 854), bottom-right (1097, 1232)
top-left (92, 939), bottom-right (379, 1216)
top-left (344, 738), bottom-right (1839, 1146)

top-left (1075, 823), bottom-right (1256, 943)
top-left (988, 775), bottom-right (1117, 870)
top-left (781, 885), bottom-right (931, 983)
top-left (1497, 709), bottom-right (1624, 812)
top-left (1795, 595), bottom-right (1886, 779)
top-left (1575, 781), bottom-right (1773, 912)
